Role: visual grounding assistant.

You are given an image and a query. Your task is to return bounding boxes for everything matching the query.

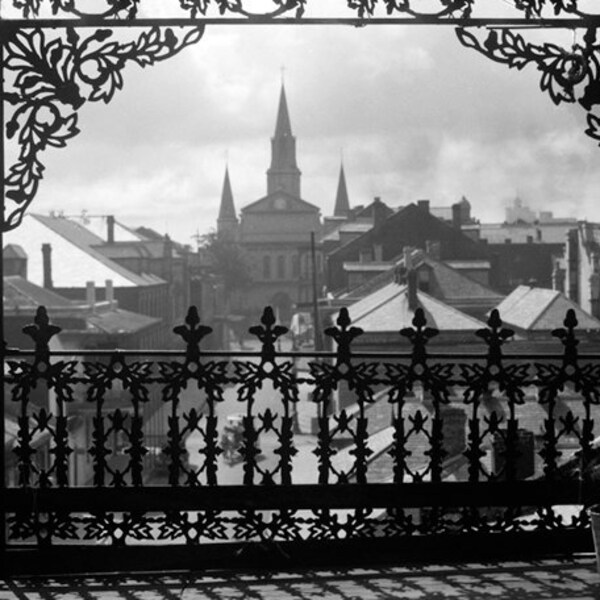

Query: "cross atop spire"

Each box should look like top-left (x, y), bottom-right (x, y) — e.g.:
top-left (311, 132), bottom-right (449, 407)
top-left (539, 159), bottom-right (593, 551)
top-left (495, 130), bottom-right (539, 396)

top-left (334, 161), bottom-right (351, 217)
top-left (274, 83), bottom-right (293, 138)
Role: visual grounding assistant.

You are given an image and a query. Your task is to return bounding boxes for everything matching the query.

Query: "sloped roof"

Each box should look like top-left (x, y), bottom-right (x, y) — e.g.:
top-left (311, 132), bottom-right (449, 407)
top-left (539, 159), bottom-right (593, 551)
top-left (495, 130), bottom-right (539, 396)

top-left (86, 309), bottom-right (160, 335)
top-left (26, 215), bottom-right (164, 287)
top-left (347, 282), bottom-right (486, 333)
top-left (4, 275), bottom-right (74, 308)
top-left (495, 285), bottom-right (600, 331)
top-left (321, 221), bottom-right (373, 243)
top-left (241, 190), bottom-right (319, 214)
top-left (68, 215), bottom-right (146, 243)
top-left (421, 255), bottom-right (501, 300)
top-left (329, 202), bottom-right (489, 259)
top-left (344, 249), bottom-right (502, 303)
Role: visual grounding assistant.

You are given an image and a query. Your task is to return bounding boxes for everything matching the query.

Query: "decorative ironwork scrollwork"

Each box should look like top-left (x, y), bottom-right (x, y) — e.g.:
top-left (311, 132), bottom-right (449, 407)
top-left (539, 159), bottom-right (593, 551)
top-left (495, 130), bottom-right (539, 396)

top-left (4, 305), bottom-right (600, 552)
top-left (457, 26), bottom-right (600, 145)
top-left (3, 25), bottom-right (205, 231)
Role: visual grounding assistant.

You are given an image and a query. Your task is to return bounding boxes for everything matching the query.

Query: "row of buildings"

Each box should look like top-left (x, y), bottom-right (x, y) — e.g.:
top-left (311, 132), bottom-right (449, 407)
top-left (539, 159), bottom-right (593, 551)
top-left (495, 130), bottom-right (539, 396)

top-left (211, 83), bottom-right (600, 332)
top-left (4, 82), bottom-right (600, 489)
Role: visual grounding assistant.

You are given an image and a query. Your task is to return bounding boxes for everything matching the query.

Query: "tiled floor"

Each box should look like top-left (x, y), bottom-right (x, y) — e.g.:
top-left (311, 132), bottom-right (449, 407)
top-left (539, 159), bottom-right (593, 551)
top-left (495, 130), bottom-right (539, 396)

top-left (2, 556), bottom-right (600, 599)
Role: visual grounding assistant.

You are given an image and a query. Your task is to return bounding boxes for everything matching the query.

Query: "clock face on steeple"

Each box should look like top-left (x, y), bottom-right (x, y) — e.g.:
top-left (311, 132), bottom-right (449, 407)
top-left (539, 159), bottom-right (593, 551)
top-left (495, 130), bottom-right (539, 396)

top-left (274, 197), bottom-right (287, 210)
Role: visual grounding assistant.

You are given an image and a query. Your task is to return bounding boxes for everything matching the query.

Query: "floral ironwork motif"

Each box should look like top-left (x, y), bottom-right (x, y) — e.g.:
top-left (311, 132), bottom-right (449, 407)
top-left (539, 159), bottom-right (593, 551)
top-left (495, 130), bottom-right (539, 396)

top-left (456, 26), bottom-right (600, 145)
top-left (4, 304), bottom-right (600, 562)
top-left (8, 0), bottom-right (600, 19)
top-left (3, 25), bottom-right (205, 231)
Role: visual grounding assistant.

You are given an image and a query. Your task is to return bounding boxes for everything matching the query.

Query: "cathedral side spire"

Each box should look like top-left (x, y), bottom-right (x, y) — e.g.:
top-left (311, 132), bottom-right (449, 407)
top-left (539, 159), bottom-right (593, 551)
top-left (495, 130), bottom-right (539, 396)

top-left (334, 162), bottom-right (350, 217)
top-left (217, 166), bottom-right (238, 241)
top-left (267, 83), bottom-right (301, 198)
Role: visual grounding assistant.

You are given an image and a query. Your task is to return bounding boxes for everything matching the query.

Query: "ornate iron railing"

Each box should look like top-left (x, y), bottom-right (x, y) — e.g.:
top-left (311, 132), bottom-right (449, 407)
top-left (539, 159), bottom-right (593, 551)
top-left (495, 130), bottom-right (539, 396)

top-left (3, 305), bottom-right (600, 574)
top-left (4, 0), bottom-right (600, 576)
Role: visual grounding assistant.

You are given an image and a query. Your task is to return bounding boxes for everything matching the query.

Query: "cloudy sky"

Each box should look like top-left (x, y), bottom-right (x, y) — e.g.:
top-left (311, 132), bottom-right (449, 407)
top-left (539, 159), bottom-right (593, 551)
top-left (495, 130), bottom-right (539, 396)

top-left (23, 11), bottom-right (600, 246)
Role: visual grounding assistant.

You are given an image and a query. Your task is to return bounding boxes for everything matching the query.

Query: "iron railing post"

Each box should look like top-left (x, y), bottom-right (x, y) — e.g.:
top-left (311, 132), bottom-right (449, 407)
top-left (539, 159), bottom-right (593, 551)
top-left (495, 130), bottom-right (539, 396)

top-left (0, 21), bottom-right (7, 575)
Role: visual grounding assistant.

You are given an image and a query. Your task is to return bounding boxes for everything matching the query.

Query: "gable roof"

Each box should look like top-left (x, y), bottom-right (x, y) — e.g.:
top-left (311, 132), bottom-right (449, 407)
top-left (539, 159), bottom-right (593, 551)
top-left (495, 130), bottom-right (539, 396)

top-left (6, 215), bottom-right (164, 288)
top-left (347, 281), bottom-right (487, 333)
top-left (241, 190), bottom-right (320, 214)
top-left (345, 248), bottom-right (502, 303)
top-left (330, 202), bottom-right (489, 260)
top-left (495, 285), bottom-right (600, 331)
top-left (4, 275), bottom-right (74, 309)
top-left (68, 215), bottom-right (147, 243)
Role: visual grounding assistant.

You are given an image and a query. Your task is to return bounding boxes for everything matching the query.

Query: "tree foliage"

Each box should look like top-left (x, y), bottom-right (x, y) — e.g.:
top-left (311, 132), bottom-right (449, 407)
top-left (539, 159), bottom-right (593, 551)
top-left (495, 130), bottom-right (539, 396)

top-left (200, 231), bottom-right (252, 297)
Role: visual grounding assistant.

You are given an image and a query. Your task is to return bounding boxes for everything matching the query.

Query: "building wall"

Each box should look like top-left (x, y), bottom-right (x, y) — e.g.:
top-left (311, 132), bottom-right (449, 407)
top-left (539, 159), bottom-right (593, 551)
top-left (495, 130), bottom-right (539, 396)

top-left (487, 243), bottom-right (564, 294)
top-left (327, 204), bottom-right (489, 293)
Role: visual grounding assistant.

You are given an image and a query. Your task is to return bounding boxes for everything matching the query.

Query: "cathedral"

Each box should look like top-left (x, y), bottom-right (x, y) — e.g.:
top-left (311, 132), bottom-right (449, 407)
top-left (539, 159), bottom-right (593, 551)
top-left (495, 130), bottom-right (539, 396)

top-left (216, 84), bottom-right (346, 321)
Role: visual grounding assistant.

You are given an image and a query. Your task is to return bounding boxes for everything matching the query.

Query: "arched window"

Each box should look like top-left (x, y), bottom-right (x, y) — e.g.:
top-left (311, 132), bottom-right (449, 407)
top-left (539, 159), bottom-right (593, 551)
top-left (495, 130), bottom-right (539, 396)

top-left (277, 255), bottom-right (285, 280)
top-left (263, 255), bottom-right (271, 280)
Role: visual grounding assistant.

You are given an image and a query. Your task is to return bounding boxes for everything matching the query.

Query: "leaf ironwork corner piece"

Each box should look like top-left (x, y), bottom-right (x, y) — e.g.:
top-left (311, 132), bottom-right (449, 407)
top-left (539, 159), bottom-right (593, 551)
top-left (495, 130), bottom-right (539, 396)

top-left (3, 25), bottom-right (205, 232)
top-left (456, 25), bottom-right (600, 146)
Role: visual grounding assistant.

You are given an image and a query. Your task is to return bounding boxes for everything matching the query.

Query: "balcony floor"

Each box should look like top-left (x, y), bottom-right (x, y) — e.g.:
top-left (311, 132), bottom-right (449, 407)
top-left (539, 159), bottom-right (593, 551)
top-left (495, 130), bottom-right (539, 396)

top-left (2, 555), bottom-right (599, 599)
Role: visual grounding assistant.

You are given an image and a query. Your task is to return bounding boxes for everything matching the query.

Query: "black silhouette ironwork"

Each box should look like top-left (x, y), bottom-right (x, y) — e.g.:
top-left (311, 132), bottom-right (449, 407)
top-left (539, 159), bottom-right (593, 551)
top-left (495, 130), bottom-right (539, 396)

top-left (3, 304), bottom-right (600, 573)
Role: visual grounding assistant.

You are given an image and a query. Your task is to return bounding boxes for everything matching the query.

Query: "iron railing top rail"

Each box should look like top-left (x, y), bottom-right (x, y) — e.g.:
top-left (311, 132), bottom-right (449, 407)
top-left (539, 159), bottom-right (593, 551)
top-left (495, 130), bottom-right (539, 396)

top-left (2, 17), bottom-right (600, 27)
top-left (5, 348), bottom-right (600, 361)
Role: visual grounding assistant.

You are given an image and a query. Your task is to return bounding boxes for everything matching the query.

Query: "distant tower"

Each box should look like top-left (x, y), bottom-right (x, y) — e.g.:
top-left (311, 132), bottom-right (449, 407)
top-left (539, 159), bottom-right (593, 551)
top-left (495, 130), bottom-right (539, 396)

top-left (267, 84), bottom-right (301, 198)
top-left (333, 162), bottom-right (351, 218)
top-left (217, 167), bottom-right (238, 241)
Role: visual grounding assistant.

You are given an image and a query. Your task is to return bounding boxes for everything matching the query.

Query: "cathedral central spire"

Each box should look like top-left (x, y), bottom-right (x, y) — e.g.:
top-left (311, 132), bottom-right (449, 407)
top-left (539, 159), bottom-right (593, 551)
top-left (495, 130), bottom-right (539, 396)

top-left (267, 83), bottom-right (301, 198)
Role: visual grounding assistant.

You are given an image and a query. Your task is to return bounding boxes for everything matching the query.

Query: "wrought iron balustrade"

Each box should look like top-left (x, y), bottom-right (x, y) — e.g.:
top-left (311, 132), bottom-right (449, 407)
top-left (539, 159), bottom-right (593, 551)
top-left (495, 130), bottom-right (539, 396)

top-left (3, 304), bottom-right (600, 574)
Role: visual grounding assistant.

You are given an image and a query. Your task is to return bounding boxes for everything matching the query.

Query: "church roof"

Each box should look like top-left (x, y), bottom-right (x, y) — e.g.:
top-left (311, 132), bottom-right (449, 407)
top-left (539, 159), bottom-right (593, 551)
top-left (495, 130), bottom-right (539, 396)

top-left (274, 84), bottom-right (292, 138)
top-left (218, 167), bottom-right (237, 221)
top-left (241, 190), bottom-right (320, 214)
top-left (333, 163), bottom-right (350, 217)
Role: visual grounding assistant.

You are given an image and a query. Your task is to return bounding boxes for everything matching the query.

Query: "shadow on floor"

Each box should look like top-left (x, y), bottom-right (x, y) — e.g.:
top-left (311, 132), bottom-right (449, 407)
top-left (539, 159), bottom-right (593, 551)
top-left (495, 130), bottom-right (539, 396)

top-left (2, 556), bottom-right (600, 599)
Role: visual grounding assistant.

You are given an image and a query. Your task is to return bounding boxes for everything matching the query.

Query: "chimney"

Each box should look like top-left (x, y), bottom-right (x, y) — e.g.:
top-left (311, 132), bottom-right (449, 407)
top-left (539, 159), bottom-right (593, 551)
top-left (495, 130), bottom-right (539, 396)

top-left (372, 197), bottom-right (388, 228)
top-left (452, 203), bottom-right (462, 230)
top-left (425, 240), bottom-right (441, 260)
top-left (105, 279), bottom-right (115, 309)
top-left (86, 281), bottom-right (96, 310)
top-left (407, 268), bottom-right (418, 310)
top-left (403, 246), bottom-right (413, 270)
top-left (41, 243), bottom-right (53, 289)
top-left (107, 215), bottom-right (115, 244)
top-left (552, 261), bottom-right (565, 293)
top-left (417, 199), bottom-right (429, 213)
top-left (373, 243), bottom-right (383, 262)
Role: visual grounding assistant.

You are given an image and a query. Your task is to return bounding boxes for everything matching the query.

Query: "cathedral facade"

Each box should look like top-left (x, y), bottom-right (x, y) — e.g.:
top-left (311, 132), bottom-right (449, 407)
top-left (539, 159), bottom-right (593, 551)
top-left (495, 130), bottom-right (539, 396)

top-left (216, 85), bottom-right (324, 322)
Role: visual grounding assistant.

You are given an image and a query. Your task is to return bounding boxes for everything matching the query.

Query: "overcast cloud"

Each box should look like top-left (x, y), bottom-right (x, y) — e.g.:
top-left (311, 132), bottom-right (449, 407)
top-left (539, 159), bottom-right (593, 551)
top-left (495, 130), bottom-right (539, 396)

top-left (26, 22), bottom-right (600, 246)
